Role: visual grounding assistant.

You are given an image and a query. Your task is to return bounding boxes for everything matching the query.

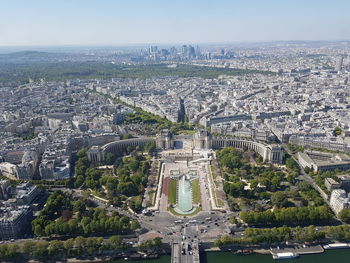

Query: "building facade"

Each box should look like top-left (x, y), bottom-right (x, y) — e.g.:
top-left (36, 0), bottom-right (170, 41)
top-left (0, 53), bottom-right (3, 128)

top-left (330, 189), bottom-right (350, 214)
top-left (88, 137), bottom-right (155, 163)
top-left (298, 151), bottom-right (350, 172)
top-left (156, 129), bottom-right (284, 164)
top-left (0, 206), bottom-right (33, 240)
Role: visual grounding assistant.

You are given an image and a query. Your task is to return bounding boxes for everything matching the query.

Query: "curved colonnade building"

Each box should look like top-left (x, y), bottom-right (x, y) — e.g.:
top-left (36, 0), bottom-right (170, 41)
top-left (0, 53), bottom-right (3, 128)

top-left (88, 130), bottom-right (284, 164)
top-left (87, 137), bottom-right (154, 163)
top-left (211, 137), bottom-right (283, 163)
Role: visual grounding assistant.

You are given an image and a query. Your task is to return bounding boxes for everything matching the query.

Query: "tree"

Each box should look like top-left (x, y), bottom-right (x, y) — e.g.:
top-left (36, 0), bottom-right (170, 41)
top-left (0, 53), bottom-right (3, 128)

top-left (73, 199), bottom-right (86, 214)
top-left (271, 191), bottom-right (288, 208)
top-left (339, 209), bottom-right (350, 223)
top-left (105, 152), bottom-right (115, 165)
top-left (333, 127), bottom-right (342, 136)
top-left (129, 159), bottom-right (140, 172)
top-left (108, 235), bottom-right (123, 249)
top-left (229, 216), bottom-right (237, 224)
top-left (22, 241), bottom-right (35, 255)
top-left (121, 133), bottom-right (131, 140)
top-left (76, 157), bottom-right (90, 177)
top-left (74, 175), bottom-right (85, 188)
top-left (130, 219), bottom-right (140, 230)
top-left (118, 182), bottom-right (137, 196)
top-left (144, 141), bottom-right (156, 154)
top-left (32, 242), bottom-right (49, 258)
top-left (153, 237), bottom-right (162, 248)
top-left (240, 206), bottom-right (332, 226)
top-left (286, 157), bottom-right (300, 173)
top-left (48, 240), bottom-right (63, 256)
top-left (77, 148), bottom-right (88, 158)
top-left (271, 176), bottom-right (282, 191)
top-left (34, 225), bottom-right (45, 237)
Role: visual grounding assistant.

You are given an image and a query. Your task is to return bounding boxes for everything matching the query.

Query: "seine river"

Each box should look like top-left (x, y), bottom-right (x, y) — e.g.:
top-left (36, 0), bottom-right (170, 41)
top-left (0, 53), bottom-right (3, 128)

top-left (110, 249), bottom-right (350, 263)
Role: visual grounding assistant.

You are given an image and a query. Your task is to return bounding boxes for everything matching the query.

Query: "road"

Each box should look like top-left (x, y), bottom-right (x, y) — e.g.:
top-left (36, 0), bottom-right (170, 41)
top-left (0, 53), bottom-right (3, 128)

top-left (180, 225), bottom-right (200, 263)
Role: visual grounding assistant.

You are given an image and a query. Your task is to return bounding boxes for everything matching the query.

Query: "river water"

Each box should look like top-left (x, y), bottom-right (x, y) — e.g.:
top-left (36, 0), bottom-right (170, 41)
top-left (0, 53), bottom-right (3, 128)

top-left (110, 249), bottom-right (350, 263)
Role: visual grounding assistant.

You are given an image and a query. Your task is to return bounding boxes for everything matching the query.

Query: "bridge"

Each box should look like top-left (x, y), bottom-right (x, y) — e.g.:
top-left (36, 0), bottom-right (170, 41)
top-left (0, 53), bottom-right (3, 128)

top-left (171, 242), bottom-right (200, 263)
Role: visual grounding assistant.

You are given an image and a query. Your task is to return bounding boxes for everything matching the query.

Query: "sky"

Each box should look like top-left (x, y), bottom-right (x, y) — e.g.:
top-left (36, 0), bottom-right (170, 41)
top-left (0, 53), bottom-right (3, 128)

top-left (1, 0), bottom-right (350, 46)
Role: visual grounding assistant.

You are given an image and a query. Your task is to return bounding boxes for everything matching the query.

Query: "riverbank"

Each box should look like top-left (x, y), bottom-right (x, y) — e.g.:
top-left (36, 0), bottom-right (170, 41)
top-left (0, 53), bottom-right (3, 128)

top-left (270, 244), bottom-right (324, 256)
top-left (200, 249), bottom-right (350, 263)
top-left (205, 244), bottom-right (324, 256)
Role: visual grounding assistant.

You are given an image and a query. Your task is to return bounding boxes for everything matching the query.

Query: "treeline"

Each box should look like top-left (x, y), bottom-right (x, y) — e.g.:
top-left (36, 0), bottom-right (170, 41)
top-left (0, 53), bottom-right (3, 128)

top-left (0, 62), bottom-right (275, 86)
top-left (215, 224), bottom-right (350, 246)
top-left (285, 157), bottom-right (300, 174)
top-left (0, 235), bottom-right (129, 261)
top-left (240, 206), bottom-right (332, 226)
top-left (339, 208), bottom-right (350, 223)
top-left (125, 109), bottom-right (194, 134)
top-left (99, 88), bottom-right (196, 135)
top-left (215, 226), bottom-right (324, 246)
top-left (138, 237), bottom-right (163, 250)
top-left (32, 191), bottom-right (138, 237)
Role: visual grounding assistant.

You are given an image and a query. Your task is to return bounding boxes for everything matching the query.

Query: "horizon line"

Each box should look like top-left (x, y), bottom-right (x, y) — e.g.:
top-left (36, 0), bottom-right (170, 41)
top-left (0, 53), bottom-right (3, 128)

top-left (0, 39), bottom-right (350, 49)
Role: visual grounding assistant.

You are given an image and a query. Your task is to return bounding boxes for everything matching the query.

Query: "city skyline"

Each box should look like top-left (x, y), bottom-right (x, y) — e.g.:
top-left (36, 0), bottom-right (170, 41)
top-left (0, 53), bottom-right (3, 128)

top-left (1, 0), bottom-right (350, 46)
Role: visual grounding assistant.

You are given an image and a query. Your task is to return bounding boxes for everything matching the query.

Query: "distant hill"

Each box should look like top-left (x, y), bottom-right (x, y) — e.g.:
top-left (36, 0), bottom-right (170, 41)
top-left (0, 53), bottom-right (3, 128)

top-left (0, 50), bottom-right (67, 64)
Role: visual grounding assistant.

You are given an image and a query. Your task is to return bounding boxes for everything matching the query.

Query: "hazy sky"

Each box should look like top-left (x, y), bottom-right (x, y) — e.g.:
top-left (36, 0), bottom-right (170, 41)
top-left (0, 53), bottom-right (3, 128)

top-left (1, 0), bottom-right (350, 46)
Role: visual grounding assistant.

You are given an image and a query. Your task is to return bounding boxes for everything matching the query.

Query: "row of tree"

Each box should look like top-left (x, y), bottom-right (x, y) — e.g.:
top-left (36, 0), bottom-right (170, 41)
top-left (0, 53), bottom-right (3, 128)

top-left (137, 237), bottom-right (163, 251)
top-left (0, 235), bottom-right (129, 260)
top-left (215, 225), bottom-right (350, 247)
top-left (215, 225), bottom-right (331, 246)
top-left (240, 206), bottom-right (332, 226)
